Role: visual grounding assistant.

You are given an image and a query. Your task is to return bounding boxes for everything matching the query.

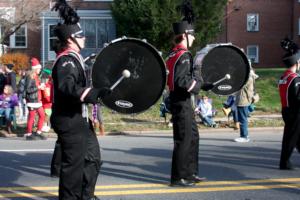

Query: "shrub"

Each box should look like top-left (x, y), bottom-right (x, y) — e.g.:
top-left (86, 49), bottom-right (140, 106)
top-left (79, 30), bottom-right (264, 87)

top-left (0, 53), bottom-right (30, 71)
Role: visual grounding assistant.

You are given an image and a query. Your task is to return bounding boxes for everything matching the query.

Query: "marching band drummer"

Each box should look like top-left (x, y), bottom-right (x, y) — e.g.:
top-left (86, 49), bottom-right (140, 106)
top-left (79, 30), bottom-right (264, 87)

top-left (278, 38), bottom-right (300, 170)
top-left (166, 4), bottom-right (214, 186)
top-left (50, 1), bottom-right (111, 199)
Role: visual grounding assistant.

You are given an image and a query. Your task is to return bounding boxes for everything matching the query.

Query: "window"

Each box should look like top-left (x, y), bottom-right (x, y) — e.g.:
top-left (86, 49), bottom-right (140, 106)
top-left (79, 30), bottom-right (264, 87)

top-left (247, 45), bottom-right (259, 63)
top-left (48, 24), bottom-right (57, 60)
top-left (10, 24), bottom-right (27, 48)
top-left (80, 18), bottom-right (115, 49)
top-left (247, 13), bottom-right (259, 32)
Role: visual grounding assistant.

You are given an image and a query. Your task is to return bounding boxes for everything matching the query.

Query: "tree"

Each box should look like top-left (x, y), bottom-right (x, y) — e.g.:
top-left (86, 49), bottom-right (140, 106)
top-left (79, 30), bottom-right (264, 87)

top-left (111, 0), bottom-right (228, 53)
top-left (111, 0), bottom-right (179, 52)
top-left (0, 0), bottom-right (49, 52)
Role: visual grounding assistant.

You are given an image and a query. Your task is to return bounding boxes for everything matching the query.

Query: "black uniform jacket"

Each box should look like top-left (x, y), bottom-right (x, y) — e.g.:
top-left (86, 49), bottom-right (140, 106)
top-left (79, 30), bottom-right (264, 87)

top-left (52, 54), bottom-right (87, 117)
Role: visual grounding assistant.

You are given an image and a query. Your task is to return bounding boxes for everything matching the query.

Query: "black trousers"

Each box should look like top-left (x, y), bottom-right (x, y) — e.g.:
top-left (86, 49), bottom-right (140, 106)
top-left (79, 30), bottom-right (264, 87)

top-left (171, 100), bottom-right (199, 181)
top-left (51, 140), bottom-right (62, 176)
top-left (51, 114), bottom-right (101, 200)
top-left (280, 109), bottom-right (300, 167)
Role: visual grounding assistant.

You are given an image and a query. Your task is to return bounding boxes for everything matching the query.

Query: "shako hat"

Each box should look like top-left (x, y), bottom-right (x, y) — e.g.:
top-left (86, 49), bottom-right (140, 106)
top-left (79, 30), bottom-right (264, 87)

top-left (52, 0), bottom-right (83, 41)
top-left (172, 0), bottom-right (195, 35)
top-left (281, 37), bottom-right (300, 67)
top-left (173, 21), bottom-right (194, 35)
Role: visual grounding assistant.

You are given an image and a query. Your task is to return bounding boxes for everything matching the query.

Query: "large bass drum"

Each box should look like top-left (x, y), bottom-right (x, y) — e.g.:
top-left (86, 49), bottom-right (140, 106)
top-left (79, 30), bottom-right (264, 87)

top-left (194, 43), bottom-right (250, 96)
top-left (92, 37), bottom-right (166, 114)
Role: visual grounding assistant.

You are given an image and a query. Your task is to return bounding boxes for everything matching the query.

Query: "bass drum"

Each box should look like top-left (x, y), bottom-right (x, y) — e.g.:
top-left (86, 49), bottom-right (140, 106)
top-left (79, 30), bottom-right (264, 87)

top-left (92, 37), bottom-right (166, 114)
top-left (194, 43), bottom-right (250, 96)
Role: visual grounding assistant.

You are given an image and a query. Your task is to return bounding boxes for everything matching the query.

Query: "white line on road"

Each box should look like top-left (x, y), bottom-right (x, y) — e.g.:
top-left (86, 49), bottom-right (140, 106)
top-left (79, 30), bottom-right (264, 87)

top-left (0, 149), bottom-right (53, 152)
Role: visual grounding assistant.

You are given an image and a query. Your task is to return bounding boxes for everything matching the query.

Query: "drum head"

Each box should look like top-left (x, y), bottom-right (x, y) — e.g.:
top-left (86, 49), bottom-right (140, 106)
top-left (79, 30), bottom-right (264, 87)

top-left (92, 38), bottom-right (166, 114)
top-left (195, 44), bottom-right (250, 95)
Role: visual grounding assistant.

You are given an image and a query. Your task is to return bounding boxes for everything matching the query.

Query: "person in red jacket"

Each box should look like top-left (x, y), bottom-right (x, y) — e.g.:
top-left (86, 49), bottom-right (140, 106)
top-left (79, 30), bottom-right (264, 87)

top-left (41, 69), bottom-right (53, 132)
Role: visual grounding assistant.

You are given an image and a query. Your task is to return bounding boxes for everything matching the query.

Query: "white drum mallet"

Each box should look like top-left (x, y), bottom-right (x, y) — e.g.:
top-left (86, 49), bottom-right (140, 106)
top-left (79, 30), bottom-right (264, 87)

top-left (110, 69), bottom-right (131, 90)
top-left (212, 74), bottom-right (231, 85)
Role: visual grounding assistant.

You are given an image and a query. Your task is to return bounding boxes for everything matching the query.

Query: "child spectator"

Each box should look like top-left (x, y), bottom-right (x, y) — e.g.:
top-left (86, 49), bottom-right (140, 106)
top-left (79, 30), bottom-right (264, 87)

top-left (195, 95), bottom-right (217, 128)
top-left (0, 85), bottom-right (18, 134)
top-left (92, 103), bottom-right (105, 136)
top-left (222, 95), bottom-right (239, 130)
top-left (24, 58), bottom-right (46, 140)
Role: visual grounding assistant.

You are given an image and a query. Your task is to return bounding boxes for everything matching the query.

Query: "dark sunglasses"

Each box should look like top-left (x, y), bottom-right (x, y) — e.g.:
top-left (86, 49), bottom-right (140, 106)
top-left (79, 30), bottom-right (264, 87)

top-left (74, 34), bottom-right (85, 39)
top-left (186, 30), bottom-right (195, 36)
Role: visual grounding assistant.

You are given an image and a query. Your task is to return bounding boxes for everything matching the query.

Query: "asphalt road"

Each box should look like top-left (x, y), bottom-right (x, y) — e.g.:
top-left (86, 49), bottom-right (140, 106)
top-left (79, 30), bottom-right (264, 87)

top-left (0, 127), bottom-right (299, 200)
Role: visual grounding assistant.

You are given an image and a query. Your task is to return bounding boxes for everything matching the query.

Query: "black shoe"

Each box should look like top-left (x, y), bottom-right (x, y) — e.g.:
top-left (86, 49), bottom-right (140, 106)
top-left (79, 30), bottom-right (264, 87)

top-left (188, 174), bottom-right (207, 183)
top-left (170, 178), bottom-right (195, 187)
top-left (35, 133), bottom-right (47, 140)
top-left (88, 196), bottom-right (100, 200)
top-left (26, 134), bottom-right (37, 140)
top-left (50, 173), bottom-right (60, 178)
top-left (280, 160), bottom-right (294, 170)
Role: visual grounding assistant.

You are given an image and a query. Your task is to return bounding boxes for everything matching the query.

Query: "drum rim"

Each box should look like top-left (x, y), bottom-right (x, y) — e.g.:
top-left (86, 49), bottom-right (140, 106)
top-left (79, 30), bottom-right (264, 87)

top-left (92, 37), bottom-right (167, 114)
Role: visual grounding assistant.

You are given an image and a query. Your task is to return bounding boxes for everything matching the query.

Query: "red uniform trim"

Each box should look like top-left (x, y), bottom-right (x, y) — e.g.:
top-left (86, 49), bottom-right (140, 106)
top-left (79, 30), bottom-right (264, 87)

top-left (166, 44), bottom-right (188, 91)
top-left (278, 69), bottom-right (299, 108)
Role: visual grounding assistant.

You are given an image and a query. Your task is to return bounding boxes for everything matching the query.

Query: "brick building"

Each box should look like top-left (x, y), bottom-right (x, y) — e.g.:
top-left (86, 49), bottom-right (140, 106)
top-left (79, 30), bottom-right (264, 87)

top-left (218, 0), bottom-right (300, 68)
top-left (1, 0), bottom-right (300, 68)
top-left (0, 0), bottom-right (115, 67)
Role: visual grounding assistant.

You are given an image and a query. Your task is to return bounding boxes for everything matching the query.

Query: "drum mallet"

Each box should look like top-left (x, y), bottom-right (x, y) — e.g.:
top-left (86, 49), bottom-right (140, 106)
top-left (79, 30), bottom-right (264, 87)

top-left (110, 69), bottom-right (131, 90)
top-left (212, 74), bottom-right (231, 85)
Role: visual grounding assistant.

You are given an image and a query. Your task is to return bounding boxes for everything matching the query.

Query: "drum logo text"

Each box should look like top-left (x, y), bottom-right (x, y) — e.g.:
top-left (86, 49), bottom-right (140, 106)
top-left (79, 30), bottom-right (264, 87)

top-left (218, 85), bottom-right (232, 91)
top-left (115, 100), bottom-right (133, 108)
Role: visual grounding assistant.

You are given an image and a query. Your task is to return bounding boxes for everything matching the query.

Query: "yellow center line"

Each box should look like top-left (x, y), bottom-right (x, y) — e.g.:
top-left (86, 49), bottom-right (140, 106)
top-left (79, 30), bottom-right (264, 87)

top-left (0, 184), bottom-right (299, 198)
top-left (0, 178), bottom-right (300, 198)
top-left (1, 177), bottom-right (300, 191)
top-left (96, 184), bottom-right (300, 196)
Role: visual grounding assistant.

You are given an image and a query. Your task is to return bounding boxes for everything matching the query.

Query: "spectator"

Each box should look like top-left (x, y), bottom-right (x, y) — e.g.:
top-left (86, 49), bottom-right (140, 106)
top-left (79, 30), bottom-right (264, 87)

top-left (234, 69), bottom-right (256, 143)
top-left (24, 58), bottom-right (46, 140)
top-left (0, 85), bottom-right (18, 134)
top-left (222, 95), bottom-right (239, 130)
top-left (195, 95), bottom-right (217, 128)
top-left (92, 104), bottom-right (105, 136)
top-left (17, 70), bottom-right (28, 122)
top-left (0, 65), bottom-right (6, 94)
top-left (4, 63), bottom-right (17, 92)
top-left (41, 69), bottom-right (53, 132)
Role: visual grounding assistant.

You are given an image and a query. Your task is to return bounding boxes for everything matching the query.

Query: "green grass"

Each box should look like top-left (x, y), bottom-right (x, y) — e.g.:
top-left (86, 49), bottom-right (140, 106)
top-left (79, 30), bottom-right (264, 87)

top-left (101, 68), bottom-right (284, 126)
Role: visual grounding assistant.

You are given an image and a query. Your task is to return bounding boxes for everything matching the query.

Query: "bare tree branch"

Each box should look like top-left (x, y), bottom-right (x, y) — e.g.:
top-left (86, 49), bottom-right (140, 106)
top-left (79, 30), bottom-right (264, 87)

top-left (0, 0), bottom-right (49, 45)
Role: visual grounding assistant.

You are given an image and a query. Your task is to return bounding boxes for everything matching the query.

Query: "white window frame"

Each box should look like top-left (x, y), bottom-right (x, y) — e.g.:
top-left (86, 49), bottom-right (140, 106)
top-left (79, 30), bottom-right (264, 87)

top-left (10, 24), bottom-right (27, 48)
top-left (247, 45), bottom-right (259, 64)
top-left (247, 13), bottom-right (259, 32)
top-left (48, 24), bottom-right (57, 61)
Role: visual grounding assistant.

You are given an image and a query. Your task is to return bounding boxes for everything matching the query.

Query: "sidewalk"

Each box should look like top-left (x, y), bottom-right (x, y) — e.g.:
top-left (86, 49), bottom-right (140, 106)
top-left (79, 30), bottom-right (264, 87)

top-left (0, 114), bottom-right (283, 138)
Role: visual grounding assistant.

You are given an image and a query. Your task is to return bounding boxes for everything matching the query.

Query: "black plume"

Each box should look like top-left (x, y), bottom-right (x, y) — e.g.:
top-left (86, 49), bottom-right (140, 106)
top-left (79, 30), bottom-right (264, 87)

top-left (181, 0), bottom-right (194, 24)
top-left (51, 0), bottom-right (80, 25)
top-left (281, 37), bottom-right (299, 55)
